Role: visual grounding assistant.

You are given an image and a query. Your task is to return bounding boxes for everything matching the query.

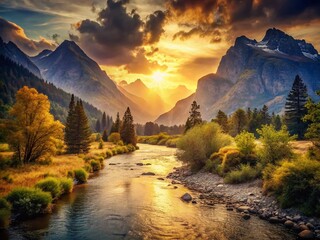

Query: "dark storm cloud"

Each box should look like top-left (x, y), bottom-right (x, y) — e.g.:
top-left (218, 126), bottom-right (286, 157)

top-left (73, 0), bottom-right (166, 65)
top-left (166, 0), bottom-right (320, 42)
top-left (144, 10), bottom-right (166, 44)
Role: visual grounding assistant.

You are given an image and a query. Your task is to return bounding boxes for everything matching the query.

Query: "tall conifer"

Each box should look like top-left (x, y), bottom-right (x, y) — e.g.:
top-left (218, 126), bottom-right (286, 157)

top-left (101, 112), bottom-right (107, 131)
top-left (120, 107), bottom-right (136, 145)
top-left (111, 112), bottom-right (121, 133)
top-left (65, 94), bottom-right (77, 153)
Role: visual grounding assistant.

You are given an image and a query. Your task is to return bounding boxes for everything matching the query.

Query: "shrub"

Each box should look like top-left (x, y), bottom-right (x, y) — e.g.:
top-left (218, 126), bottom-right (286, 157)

top-left (0, 155), bottom-right (11, 170)
top-left (0, 144), bottom-right (10, 152)
top-left (2, 174), bottom-right (13, 183)
top-left (90, 160), bottom-right (102, 171)
top-left (166, 138), bottom-right (179, 148)
top-left (83, 164), bottom-right (93, 173)
top-left (263, 158), bottom-right (320, 216)
top-left (177, 122), bottom-right (233, 170)
top-left (108, 133), bottom-right (121, 144)
top-left (127, 144), bottom-right (136, 152)
top-left (235, 131), bottom-right (256, 155)
top-left (98, 140), bottom-right (103, 149)
top-left (67, 170), bottom-right (75, 178)
top-left (6, 187), bottom-right (52, 217)
top-left (36, 156), bottom-right (53, 165)
top-left (117, 140), bottom-right (124, 146)
top-left (224, 164), bottom-right (260, 184)
top-left (0, 198), bottom-right (11, 229)
top-left (59, 178), bottom-right (73, 194)
top-left (257, 125), bottom-right (295, 164)
top-left (105, 149), bottom-right (113, 158)
top-left (74, 169), bottom-right (88, 184)
top-left (221, 149), bottom-right (243, 173)
top-left (35, 177), bottom-right (62, 199)
top-left (95, 133), bottom-right (102, 142)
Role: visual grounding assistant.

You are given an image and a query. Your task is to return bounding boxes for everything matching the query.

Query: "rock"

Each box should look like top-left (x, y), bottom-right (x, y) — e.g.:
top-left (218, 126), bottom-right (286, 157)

top-left (298, 230), bottom-right (314, 239)
top-left (284, 220), bottom-right (294, 228)
top-left (206, 201), bottom-right (214, 206)
top-left (192, 200), bottom-right (197, 204)
top-left (306, 223), bottom-right (315, 230)
top-left (217, 184), bottom-right (224, 187)
top-left (145, 163), bottom-right (151, 165)
top-left (269, 217), bottom-right (284, 224)
top-left (130, 168), bottom-right (134, 170)
top-left (237, 206), bottom-right (250, 212)
top-left (171, 180), bottom-right (180, 184)
top-left (141, 172), bottom-right (156, 176)
top-left (109, 163), bottom-right (116, 165)
top-left (181, 193), bottom-right (192, 202)
top-left (293, 223), bottom-right (301, 232)
top-left (300, 225), bottom-right (309, 231)
top-left (248, 192), bottom-right (255, 196)
top-left (136, 163), bottom-right (144, 166)
top-left (242, 214), bottom-right (251, 220)
top-left (174, 186), bottom-right (178, 189)
top-left (199, 194), bottom-right (205, 199)
top-left (157, 177), bottom-right (165, 180)
top-left (293, 215), bottom-right (302, 222)
top-left (226, 207), bottom-right (233, 211)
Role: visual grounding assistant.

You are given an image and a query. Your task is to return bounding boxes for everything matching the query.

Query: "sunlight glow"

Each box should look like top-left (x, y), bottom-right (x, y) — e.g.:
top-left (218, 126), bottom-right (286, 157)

top-left (152, 71), bottom-right (165, 85)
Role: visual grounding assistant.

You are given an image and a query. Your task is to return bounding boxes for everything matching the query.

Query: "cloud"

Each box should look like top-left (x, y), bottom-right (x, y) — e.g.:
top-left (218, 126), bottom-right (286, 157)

top-left (72, 0), bottom-right (166, 65)
top-left (0, 17), bottom-right (56, 55)
top-left (125, 49), bottom-right (167, 74)
top-left (166, 0), bottom-right (320, 43)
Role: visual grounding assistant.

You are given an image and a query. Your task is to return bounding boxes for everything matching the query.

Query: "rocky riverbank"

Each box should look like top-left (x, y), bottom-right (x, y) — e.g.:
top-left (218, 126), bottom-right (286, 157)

top-left (167, 166), bottom-right (320, 239)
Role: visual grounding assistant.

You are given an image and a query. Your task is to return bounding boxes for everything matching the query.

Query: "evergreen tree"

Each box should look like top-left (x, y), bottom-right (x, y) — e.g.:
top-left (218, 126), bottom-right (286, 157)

top-left (110, 112), bottom-right (121, 133)
top-left (304, 92), bottom-right (320, 147)
top-left (75, 100), bottom-right (91, 153)
top-left (285, 75), bottom-right (308, 139)
top-left (271, 112), bottom-right (282, 131)
top-left (185, 101), bottom-right (202, 132)
top-left (65, 94), bottom-right (78, 153)
top-left (95, 119), bottom-right (101, 133)
top-left (214, 110), bottom-right (228, 133)
top-left (260, 105), bottom-right (271, 125)
top-left (101, 112), bottom-right (107, 131)
top-left (229, 108), bottom-right (247, 136)
top-left (102, 129), bottom-right (108, 142)
top-left (120, 107), bottom-right (136, 145)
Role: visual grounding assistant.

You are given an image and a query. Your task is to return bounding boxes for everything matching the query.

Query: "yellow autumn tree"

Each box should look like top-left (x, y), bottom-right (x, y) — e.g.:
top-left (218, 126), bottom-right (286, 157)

top-left (8, 86), bottom-right (64, 164)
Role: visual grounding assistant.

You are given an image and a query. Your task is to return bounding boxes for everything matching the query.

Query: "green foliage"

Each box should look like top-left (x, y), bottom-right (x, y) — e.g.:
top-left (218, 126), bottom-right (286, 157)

top-left (83, 164), bottom-right (93, 173)
top-left (127, 144), bottom-right (136, 152)
top-left (98, 140), bottom-right (103, 149)
top-left (120, 107), bottom-right (137, 146)
top-left (213, 110), bottom-right (229, 133)
top-left (177, 122), bottom-right (233, 170)
top-left (229, 108), bottom-right (248, 136)
top-left (224, 164), bottom-right (260, 184)
top-left (185, 101), bottom-right (202, 132)
top-left (35, 177), bottom-right (62, 199)
top-left (95, 133), bottom-right (102, 142)
top-left (257, 125), bottom-right (295, 164)
top-left (2, 174), bottom-right (13, 184)
top-left (108, 132), bottom-right (121, 143)
top-left (6, 187), bottom-right (52, 217)
top-left (110, 112), bottom-right (121, 133)
top-left (102, 130), bottom-right (108, 142)
top-left (59, 178), bottom-right (73, 194)
top-left (0, 155), bottom-right (11, 170)
top-left (0, 143), bottom-right (10, 152)
top-left (263, 158), bottom-right (320, 216)
top-left (235, 131), bottom-right (256, 155)
top-left (105, 149), bottom-right (113, 158)
top-left (90, 160), bottom-right (102, 171)
top-left (221, 149), bottom-right (242, 173)
top-left (0, 198), bottom-right (11, 229)
top-left (285, 75), bottom-right (308, 139)
top-left (95, 119), bottom-right (101, 133)
top-left (74, 169), bottom-right (88, 184)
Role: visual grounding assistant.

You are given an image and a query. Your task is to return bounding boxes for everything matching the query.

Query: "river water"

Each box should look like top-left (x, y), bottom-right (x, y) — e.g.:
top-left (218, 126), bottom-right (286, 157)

top-left (2, 144), bottom-right (295, 240)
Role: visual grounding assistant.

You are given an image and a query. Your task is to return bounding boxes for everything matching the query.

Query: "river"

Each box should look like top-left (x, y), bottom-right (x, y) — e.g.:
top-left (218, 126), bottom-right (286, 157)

top-left (2, 144), bottom-right (295, 240)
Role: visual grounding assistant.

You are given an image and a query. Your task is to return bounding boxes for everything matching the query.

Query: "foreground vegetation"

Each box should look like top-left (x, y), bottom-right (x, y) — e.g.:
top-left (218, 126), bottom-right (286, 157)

top-left (137, 133), bottom-right (180, 147)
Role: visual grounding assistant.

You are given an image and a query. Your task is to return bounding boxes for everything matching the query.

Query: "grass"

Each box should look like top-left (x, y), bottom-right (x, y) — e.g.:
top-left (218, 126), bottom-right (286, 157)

top-left (137, 133), bottom-right (180, 147)
top-left (0, 141), bottom-right (116, 197)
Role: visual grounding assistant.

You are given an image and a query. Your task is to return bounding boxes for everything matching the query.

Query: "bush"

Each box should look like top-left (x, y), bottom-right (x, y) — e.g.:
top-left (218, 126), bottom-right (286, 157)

top-left (90, 160), bottom-right (102, 171)
top-left (35, 177), bottom-right (62, 199)
top-left (263, 158), bottom-right (320, 216)
top-left (235, 131), bottom-right (256, 155)
top-left (108, 133), bottom-right (121, 144)
top-left (67, 170), bottom-right (74, 178)
top-left (98, 140), bottom-right (103, 149)
top-left (2, 174), bottom-right (13, 183)
top-left (177, 122), bottom-right (233, 170)
top-left (127, 144), bottom-right (135, 152)
top-left (105, 149), bottom-right (113, 158)
top-left (95, 133), bottom-right (102, 142)
top-left (0, 198), bottom-right (11, 229)
top-left (224, 164), bottom-right (260, 184)
top-left (221, 149), bottom-right (243, 173)
top-left (0, 144), bottom-right (10, 152)
top-left (166, 138), bottom-right (179, 148)
top-left (59, 178), bottom-right (73, 194)
top-left (257, 125), bottom-right (295, 164)
top-left (0, 155), bottom-right (11, 170)
top-left (83, 164), bottom-right (93, 173)
top-left (6, 187), bottom-right (52, 217)
top-left (117, 140), bottom-right (124, 146)
top-left (36, 156), bottom-right (53, 165)
top-left (74, 169), bottom-right (88, 184)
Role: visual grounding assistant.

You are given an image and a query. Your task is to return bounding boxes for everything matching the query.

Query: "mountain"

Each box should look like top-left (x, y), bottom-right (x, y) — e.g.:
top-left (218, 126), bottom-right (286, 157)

top-left (164, 85), bottom-right (193, 105)
top-left (119, 79), bottom-right (170, 117)
top-left (0, 54), bottom-right (102, 127)
top-left (156, 28), bottom-right (320, 125)
top-left (31, 40), bottom-right (153, 123)
top-left (0, 37), bottom-right (41, 78)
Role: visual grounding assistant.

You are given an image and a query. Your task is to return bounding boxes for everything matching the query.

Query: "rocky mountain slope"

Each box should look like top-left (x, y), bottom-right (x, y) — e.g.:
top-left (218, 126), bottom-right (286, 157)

top-left (156, 28), bottom-right (320, 125)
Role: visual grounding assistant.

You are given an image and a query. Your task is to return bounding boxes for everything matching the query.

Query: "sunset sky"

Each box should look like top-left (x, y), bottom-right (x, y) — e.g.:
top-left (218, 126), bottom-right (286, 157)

top-left (1, 0), bottom-right (320, 90)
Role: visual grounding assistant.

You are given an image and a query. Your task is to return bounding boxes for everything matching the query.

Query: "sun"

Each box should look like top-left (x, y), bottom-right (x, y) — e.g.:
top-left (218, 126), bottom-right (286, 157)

top-left (152, 71), bottom-right (165, 84)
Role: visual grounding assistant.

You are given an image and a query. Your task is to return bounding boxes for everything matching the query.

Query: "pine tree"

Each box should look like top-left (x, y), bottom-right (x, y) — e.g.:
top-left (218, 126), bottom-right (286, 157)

top-left (185, 101), bottom-right (202, 132)
top-left (260, 105), bottom-right (271, 125)
top-left (285, 75), bottom-right (308, 139)
top-left (214, 110), bottom-right (228, 133)
top-left (111, 112), bottom-right (121, 133)
top-left (229, 108), bottom-right (247, 136)
top-left (101, 112), bottom-right (107, 131)
top-left (95, 119), bottom-right (101, 133)
top-left (271, 113), bottom-right (282, 131)
top-left (120, 107), bottom-right (136, 145)
top-left (75, 100), bottom-right (91, 153)
top-left (65, 94), bottom-right (78, 153)
top-left (102, 129), bottom-right (108, 142)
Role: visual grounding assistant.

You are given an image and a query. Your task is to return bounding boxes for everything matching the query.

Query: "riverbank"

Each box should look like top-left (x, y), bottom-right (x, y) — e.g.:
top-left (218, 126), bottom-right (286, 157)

top-left (167, 166), bottom-right (320, 239)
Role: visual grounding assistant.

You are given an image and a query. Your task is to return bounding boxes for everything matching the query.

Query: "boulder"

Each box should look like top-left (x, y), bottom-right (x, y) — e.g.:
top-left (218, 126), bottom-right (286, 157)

top-left (136, 163), bottom-right (144, 166)
top-left (284, 220), bottom-right (294, 228)
top-left (242, 214), bottom-right (251, 220)
top-left (181, 193), bottom-right (192, 202)
top-left (237, 206), bottom-right (250, 212)
top-left (141, 172), bottom-right (156, 176)
top-left (298, 230), bottom-right (314, 239)
top-left (269, 217), bottom-right (284, 224)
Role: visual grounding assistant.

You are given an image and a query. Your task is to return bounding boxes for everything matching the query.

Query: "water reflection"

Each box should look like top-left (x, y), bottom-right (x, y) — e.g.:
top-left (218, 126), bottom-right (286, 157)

top-left (3, 144), bottom-right (295, 240)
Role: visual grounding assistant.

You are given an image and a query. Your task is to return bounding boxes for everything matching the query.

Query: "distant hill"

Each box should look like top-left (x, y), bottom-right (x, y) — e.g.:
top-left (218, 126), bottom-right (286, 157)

top-left (0, 55), bottom-right (102, 127)
top-left (156, 28), bottom-right (320, 126)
